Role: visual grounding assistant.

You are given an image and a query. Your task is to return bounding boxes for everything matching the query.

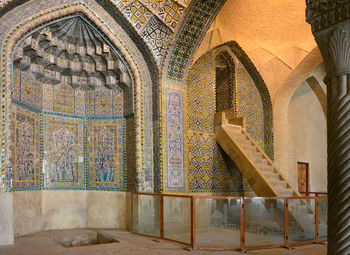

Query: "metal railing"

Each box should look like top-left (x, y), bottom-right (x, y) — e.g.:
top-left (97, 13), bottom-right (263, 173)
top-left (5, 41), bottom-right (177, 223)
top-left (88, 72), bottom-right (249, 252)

top-left (300, 191), bottom-right (328, 197)
top-left (131, 193), bottom-right (327, 252)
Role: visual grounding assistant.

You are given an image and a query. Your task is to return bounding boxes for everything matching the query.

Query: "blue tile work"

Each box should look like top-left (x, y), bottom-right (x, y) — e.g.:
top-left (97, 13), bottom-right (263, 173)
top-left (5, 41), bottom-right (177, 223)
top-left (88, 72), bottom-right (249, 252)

top-left (43, 114), bottom-right (85, 190)
top-left (186, 52), bottom-right (244, 192)
top-left (0, 0), bottom-right (11, 8)
top-left (155, 0), bottom-right (185, 31)
top-left (185, 41), bottom-right (274, 192)
top-left (167, 0), bottom-right (226, 80)
top-left (8, 104), bottom-right (41, 190)
top-left (10, 15), bottom-right (132, 118)
top-left (110, 0), bottom-right (191, 65)
top-left (226, 42), bottom-right (274, 159)
top-left (236, 62), bottom-right (264, 151)
top-left (9, 101), bottom-right (127, 191)
top-left (94, 87), bottom-right (114, 116)
top-left (140, 0), bottom-right (165, 13)
top-left (122, 0), bottom-right (153, 32)
top-left (53, 84), bottom-right (75, 115)
top-left (215, 52), bottom-right (235, 112)
top-left (87, 118), bottom-right (125, 191)
top-left (165, 89), bottom-right (184, 190)
top-left (0, 2), bottom-right (163, 193)
top-left (2, 13), bottom-right (144, 191)
top-left (141, 16), bottom-right (173, 64)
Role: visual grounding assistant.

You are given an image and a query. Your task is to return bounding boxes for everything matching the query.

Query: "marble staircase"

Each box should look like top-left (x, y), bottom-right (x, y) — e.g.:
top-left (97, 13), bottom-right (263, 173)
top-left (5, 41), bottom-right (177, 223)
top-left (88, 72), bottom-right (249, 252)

top-left (214, 110), bottom-right (324, 234)
top-left (214, 109), bottom-right (299, 197)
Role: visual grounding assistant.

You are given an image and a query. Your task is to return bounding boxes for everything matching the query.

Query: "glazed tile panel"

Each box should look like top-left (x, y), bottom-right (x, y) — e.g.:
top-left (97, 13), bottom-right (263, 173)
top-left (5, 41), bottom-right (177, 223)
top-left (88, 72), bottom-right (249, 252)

top-left (126, 117), bottom-right (136, 191)
top-left (88, 119), bottom-right (125, 190)
top-left (215, 52), bottom-right (234, 112)
top-left (155, 0), bottom-right (185, 31)
top-left (167, 0), bottom-right (225, 80)
top-left (141, 16), bottom-right (173, 64)
top-left (185, 46), bottom-right (273, 192)
top-left (110, 0), bottom-right (191, 64)
top-left (43, 114), bottom-right (84, 189)
top-left (166, 89), bottom-right (184, 189)
top-left (11, 15), bottom-right (131, 118)
top-left (186, 52), bottom-right (243, 192)
top-left (0, 0), bottom-right (10, 6)
top-left (9, 105), bottom-right (40, 190)
top-left (236, 62), bottom-right (264, 151)
top-left (53, 84), bottom-right (75, 114)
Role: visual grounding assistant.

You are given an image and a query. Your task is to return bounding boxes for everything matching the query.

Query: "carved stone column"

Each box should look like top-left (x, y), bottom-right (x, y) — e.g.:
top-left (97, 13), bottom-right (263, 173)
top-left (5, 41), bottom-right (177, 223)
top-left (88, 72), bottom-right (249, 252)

top-left (307, 1), bottom-right (350, 254)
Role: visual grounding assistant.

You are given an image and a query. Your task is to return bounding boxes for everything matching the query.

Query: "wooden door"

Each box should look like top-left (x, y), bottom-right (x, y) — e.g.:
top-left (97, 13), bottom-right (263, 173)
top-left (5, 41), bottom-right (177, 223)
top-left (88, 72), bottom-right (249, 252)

top-left (298, 162), bottom-right (309, 194)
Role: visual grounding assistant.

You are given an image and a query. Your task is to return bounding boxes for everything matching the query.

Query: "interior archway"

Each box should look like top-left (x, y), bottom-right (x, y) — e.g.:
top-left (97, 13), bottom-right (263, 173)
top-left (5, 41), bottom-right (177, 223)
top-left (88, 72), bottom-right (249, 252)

top-left (273, 47), bottom-right (323, 183)
top-left (286, 73), bottom-right (327, 192)
top-left (9, 14), bottom-right (133, 191)
top-left (0, 1), bottom-right (157, 237)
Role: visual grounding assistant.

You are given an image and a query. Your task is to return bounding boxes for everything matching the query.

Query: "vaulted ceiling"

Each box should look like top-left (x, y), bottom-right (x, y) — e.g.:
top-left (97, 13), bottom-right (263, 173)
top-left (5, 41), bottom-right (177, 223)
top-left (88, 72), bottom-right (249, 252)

top-left (0, 0), bottom-right (225, 80)
top-left (194, 0), bottom-right (319, 101)
top-left (0, 0), bottom-right (320, 89)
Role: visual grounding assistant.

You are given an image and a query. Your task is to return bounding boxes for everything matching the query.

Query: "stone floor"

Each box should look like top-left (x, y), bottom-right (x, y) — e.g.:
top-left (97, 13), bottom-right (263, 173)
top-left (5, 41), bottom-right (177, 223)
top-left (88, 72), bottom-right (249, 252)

top-left (0, 229), bottom-right (327, 255)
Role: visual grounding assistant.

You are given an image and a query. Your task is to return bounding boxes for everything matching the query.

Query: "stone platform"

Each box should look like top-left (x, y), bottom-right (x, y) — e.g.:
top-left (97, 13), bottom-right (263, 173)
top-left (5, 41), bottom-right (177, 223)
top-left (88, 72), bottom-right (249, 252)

top-left (0, 229), bottom-right (326, 255)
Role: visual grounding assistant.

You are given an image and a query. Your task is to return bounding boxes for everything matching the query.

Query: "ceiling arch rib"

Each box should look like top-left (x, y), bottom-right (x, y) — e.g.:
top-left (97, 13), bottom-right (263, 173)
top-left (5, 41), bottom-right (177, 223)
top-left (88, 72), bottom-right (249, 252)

top-left (110, 0), bottom-right (193, 65)
top-left (166, 0), bottom-right (226, 81)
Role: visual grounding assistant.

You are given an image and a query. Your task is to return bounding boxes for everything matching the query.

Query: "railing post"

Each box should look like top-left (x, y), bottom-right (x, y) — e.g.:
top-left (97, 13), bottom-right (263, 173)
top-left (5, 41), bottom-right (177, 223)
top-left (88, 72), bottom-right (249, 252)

top-left (191, 196), bottom-right (195, 249)
top-left (160, 194), bottom-right (164, 239)
top-left (240, 197), bottom-right (246, 252)
top-left (315, 197), bottom-right (319, 242)
top-left (131, 192), bottom-right (134, 232)
top-left (284, 198), bottom-right (289, 248)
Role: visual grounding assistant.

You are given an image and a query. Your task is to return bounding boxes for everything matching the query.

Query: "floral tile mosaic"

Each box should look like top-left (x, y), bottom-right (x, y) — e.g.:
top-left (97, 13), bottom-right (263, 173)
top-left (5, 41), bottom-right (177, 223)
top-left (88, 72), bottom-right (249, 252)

top-left (43, 114), bottom-right (85, 189)
top-left (8, 105), bottom-right (41, 190)
top-left (88, 118), bottom-right (125, 190)
top-left (165, 89), bottom-right (184, 189)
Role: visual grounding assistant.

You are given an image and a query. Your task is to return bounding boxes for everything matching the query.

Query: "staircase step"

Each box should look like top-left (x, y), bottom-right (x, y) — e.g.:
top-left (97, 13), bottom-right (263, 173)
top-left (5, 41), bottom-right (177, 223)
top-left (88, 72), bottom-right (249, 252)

top-left (271, 180), bottom-right (287, 190)
top-left (260, 165), bottom-right (274, 174)
top-left (254, 157), bottom-right (268, 165)
top-left (279, 189), bottom-right (293, 197)
top-left (245, 147), bottom-right (260, 157)
top-left (229, 132), bottom-right (248, 141)
top-left (234, 137), bottom-right (249, 145)
top-left (247, 152), bottom-right (261, 160)
top-left (217, 118), bottom-right (299, 199)
top-left (225, 125), bottom-right (242, 133)
top-left (263, 171), bottom-right (279, 180)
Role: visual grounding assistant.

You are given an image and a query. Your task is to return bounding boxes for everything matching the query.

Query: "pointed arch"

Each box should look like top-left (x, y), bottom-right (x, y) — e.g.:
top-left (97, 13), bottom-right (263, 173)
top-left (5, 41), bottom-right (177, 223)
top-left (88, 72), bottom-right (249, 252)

top-left (0, 1), bottom-right (158, 192)
top-left (212, 41), bottom-right (274, 158)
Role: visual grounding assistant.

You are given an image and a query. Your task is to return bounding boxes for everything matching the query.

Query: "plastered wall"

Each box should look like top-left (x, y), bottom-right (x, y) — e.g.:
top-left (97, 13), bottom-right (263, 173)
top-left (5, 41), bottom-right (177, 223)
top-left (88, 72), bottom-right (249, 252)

top-left (13, 190), bottom-right (128, 237)
top-left (287, 80), bottom-right (327, 192)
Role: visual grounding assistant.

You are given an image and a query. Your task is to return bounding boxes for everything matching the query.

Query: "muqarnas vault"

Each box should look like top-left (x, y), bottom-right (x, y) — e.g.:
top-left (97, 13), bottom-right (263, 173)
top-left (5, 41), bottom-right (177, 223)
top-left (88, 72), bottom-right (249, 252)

top-left (8, 15), bottom-right (132, 191)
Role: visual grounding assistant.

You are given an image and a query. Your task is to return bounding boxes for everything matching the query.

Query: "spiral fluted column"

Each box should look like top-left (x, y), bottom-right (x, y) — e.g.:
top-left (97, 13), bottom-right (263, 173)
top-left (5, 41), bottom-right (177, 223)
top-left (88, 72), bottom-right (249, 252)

top-left (327, 74), bottom-right (350, 254)
top-left (306, 2), bottom-right (350, 253)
